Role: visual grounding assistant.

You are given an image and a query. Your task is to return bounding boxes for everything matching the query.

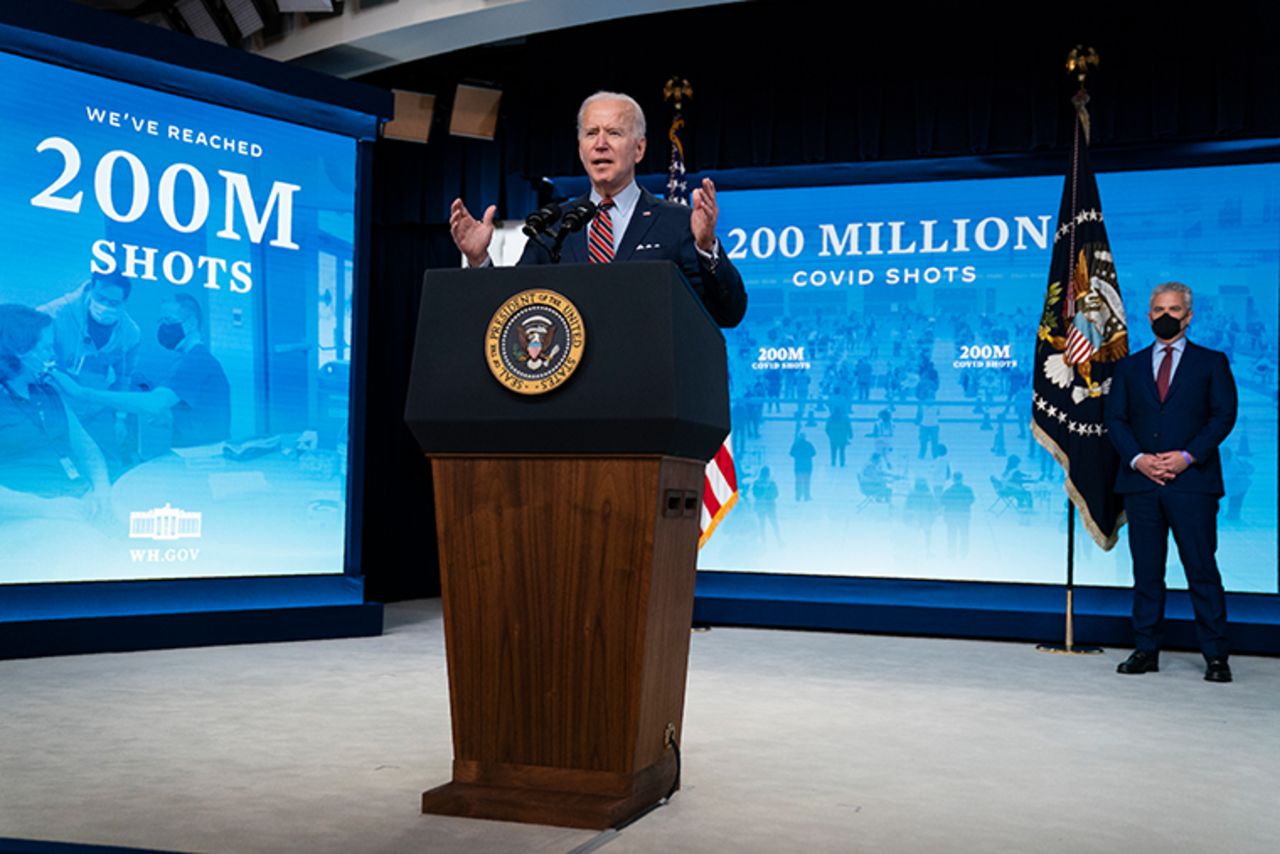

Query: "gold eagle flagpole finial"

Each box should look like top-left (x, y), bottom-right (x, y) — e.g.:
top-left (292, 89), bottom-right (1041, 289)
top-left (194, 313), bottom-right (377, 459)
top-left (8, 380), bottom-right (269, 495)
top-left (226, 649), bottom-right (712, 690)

top-left (662, 77), bottom-right (694, 198)
top-left (663, 77), bottom-right (693, 110)
top-left (1066, 46), bottom-right (1100, 143)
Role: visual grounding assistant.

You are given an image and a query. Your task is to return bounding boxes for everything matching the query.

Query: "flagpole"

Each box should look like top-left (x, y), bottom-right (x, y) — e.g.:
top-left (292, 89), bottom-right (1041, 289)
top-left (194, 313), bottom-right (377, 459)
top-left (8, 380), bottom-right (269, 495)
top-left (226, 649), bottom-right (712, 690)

top-left (1066, 504), bottom-right (1075, 649)
top-left (1038, 504), bottom-right (1102, 654)
top-left (1036, 46), bottom-right (1109, 656)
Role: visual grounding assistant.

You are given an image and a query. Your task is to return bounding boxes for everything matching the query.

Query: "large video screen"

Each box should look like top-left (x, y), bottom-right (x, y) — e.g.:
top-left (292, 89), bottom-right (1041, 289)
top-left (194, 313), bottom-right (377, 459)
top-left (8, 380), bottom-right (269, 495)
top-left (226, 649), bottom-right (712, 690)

top-left (699, 163), bottom-right (1279, 593)
top-left (0, 50), bottom-right (357, 584)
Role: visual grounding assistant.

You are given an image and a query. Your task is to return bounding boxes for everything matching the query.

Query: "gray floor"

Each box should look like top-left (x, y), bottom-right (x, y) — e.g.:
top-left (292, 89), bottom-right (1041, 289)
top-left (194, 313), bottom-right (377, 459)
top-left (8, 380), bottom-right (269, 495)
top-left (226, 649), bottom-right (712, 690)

top-left (1, 600), bottom-right (1277, 854)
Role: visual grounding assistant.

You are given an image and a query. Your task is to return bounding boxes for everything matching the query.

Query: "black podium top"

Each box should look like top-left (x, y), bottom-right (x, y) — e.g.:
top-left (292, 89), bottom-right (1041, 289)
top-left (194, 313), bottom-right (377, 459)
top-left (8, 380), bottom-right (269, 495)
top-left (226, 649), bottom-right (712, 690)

top-left (404, 262), bottom-right (730, 462)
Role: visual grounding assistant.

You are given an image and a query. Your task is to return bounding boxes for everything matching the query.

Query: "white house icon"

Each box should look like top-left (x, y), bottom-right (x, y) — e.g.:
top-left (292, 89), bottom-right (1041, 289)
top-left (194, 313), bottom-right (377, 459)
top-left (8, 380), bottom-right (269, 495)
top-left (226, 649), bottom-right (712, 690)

top-left (129, 503), bottom-right (203, 541)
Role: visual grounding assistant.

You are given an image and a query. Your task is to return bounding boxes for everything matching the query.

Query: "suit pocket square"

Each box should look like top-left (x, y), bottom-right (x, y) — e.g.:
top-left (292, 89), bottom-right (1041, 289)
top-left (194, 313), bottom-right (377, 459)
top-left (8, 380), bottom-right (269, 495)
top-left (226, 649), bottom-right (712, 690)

top-left (636, 243), bottom-right (662, 251)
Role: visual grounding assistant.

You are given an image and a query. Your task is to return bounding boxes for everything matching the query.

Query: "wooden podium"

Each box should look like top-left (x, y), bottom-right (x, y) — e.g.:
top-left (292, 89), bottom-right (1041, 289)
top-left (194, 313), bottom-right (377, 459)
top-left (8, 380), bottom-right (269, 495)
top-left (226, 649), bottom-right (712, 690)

top-left (404, 263), bottom-right (730, 829)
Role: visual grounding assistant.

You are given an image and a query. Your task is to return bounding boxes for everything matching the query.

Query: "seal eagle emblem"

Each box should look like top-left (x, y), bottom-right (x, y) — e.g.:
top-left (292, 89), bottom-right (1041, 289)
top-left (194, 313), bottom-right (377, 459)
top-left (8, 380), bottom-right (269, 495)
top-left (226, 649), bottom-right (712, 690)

top-left (485, 289), bottom-right (585, 394)
top-left (1037, 243), bottom-right (1128, 404)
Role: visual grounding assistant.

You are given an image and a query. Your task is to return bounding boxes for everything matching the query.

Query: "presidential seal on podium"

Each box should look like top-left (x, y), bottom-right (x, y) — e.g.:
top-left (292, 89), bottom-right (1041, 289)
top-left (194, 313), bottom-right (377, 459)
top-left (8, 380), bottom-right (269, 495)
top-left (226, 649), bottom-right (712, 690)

top-left (485, 288), bottom-right (585, 395)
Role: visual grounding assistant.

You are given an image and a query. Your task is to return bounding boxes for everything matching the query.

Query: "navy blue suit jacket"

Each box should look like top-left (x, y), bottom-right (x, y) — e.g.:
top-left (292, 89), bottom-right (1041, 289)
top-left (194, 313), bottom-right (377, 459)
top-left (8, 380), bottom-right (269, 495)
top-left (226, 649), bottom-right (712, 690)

top-left (1103, 340), bottom-right (1237, 495)
top-left (517, 187), bottom-right (748, 328)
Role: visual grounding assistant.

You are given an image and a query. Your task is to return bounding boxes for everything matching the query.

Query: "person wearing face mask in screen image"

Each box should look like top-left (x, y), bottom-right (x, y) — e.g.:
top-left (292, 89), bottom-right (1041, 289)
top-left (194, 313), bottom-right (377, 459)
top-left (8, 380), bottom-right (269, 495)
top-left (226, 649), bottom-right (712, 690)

top-left (39, 273), bottom-right (141, 472)
top-left (0, 304), bottom-right (111, 521)
top-left (52, 294), bottom-right (230, 451)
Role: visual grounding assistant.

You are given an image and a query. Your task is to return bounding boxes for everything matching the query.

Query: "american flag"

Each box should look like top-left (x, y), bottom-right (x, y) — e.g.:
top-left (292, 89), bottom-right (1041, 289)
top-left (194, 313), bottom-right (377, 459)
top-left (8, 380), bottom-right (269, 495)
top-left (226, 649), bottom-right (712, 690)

top-left (666, 115), bottom-right (689, 205)
top-left (699, 439), bottom-right (739, 547)
top-left (664, 102), bottom-right (738, 547)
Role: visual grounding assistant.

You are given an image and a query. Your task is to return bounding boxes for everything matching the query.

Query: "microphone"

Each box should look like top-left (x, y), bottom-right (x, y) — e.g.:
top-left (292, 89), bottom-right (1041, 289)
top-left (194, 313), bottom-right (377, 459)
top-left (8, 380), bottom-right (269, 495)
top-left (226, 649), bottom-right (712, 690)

top-left (522, 203), bottom-right (562, 238)
top-left (560, 199), bottom-right (597, 234)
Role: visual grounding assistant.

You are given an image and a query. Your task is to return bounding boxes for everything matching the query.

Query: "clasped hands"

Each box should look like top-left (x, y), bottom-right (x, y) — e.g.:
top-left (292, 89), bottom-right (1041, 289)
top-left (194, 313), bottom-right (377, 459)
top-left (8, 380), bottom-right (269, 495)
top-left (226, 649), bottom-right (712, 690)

top-left (1135, 451), bottom-right (1193, 485)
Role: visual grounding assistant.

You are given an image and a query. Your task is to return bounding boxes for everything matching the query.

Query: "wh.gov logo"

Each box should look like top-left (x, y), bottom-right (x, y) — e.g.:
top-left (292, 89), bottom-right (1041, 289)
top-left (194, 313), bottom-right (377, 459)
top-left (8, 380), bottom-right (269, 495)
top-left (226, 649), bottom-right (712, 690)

top-left (129, 503), bottom-right (203, 541)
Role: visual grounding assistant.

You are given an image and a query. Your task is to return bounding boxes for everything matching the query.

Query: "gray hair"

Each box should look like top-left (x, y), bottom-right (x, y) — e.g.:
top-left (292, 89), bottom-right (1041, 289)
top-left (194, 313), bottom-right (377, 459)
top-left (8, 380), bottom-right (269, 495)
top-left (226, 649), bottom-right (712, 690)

top-left (577, 91), bottom-right (646, 139)
top-left (1151, 281), bottom-right (1193, 309)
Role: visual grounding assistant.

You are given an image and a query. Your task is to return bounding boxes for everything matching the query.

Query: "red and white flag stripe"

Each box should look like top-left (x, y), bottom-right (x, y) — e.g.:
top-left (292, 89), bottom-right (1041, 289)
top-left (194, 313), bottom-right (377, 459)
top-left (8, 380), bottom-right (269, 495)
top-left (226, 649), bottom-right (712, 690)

top-left (699, 435), bottom-right (738, 548)
top-left (1065, 325), bottom-right (1095, 365)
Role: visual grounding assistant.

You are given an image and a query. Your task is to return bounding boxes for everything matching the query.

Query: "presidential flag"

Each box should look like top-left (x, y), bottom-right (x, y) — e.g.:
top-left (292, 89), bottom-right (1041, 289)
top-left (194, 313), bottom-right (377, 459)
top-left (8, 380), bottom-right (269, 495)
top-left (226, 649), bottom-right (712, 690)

top-left (1032, 92), bottom-right (1128, 550)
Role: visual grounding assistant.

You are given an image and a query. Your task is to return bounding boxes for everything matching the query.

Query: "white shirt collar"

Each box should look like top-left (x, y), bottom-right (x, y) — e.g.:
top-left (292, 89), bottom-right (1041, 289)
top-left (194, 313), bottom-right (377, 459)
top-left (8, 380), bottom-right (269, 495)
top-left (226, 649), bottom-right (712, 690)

top-left (590, 180), bottom-right (640, 218)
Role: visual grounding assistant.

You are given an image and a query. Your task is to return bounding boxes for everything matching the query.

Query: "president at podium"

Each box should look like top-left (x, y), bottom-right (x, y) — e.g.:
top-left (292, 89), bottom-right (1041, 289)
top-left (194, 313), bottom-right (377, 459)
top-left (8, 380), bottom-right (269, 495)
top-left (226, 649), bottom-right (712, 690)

top-left (448, 90), bottom-right (747, 328)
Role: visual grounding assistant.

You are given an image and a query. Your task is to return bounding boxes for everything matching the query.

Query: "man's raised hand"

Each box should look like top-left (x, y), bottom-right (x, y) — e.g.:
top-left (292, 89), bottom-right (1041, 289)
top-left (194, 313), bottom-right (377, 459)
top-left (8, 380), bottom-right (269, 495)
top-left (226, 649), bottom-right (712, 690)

top-left (690, 178), bottom-right (720, 254)
top-left (449, 198), bottom-right (496, 268)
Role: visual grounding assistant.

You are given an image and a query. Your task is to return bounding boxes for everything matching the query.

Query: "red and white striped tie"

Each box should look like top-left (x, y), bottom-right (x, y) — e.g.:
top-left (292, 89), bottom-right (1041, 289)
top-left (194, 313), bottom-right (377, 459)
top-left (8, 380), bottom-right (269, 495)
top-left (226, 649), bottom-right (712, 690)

top-left (587, 198), bottom-right (615, 264)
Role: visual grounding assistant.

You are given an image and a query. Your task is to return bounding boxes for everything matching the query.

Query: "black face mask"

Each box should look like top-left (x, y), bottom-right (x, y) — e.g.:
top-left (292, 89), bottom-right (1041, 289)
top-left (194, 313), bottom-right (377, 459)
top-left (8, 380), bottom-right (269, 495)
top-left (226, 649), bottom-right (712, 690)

top-left (157, 322), bottom-right (185, 350)
top-left (1150, 314), bottom-right (1183, 341)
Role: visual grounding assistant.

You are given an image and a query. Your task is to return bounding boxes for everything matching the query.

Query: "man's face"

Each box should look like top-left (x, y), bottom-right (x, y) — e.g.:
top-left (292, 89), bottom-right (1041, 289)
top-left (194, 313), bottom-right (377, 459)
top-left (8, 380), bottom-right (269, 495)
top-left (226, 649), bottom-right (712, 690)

top-left (1149, 290), bottom-right (1192, 340)
top-left (91, 284), bottom-right (127, 308)
top-left (88, 284), bottom-right (127, 326)
top-left (577, 99), bottom-right (646, 199)
top-left (158, 302), bottom-right (184, 328)
top-left (157, 302), bottom-right (191, 343)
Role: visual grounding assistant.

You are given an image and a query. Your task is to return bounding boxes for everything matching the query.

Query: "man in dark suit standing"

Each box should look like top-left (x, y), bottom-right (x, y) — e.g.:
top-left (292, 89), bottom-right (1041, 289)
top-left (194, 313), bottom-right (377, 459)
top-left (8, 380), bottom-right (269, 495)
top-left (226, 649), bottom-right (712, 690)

top-left (448, 91), bottom-right (747, 328)
top-left (1104, 282), bottom-right (1238, 682)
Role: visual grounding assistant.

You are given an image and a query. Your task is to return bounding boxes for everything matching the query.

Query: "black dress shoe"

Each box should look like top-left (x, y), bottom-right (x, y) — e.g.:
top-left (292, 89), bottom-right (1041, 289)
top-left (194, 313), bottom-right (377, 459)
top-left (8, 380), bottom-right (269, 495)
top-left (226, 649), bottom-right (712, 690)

top-left (1204, 658), bottom-right (1233, 683)
top-left (1116, 650), bottom-right (1159, 674)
